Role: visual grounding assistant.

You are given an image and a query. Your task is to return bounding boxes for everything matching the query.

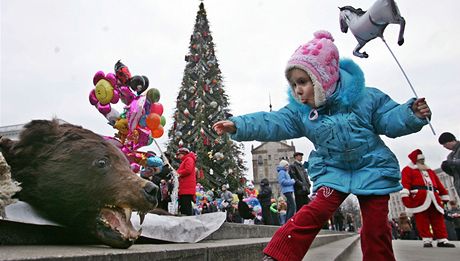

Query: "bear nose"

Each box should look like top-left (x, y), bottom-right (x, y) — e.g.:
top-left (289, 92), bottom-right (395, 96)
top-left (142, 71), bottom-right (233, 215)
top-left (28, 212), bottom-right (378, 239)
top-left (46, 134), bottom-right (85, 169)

top-left (143, 181), bottom-right (159, 204)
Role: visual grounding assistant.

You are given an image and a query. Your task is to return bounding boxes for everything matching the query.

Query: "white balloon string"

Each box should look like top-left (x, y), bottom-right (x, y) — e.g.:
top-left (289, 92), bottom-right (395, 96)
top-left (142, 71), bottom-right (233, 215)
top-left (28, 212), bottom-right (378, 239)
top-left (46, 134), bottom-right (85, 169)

top-left (152, 138), bottom-right (179, 214)
top-left (381, 38), bottom-right (436, 136)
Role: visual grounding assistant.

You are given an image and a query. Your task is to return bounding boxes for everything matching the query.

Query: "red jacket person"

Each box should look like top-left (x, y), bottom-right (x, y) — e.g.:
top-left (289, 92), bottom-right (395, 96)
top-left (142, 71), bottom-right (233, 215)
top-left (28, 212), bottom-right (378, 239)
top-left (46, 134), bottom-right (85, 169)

top-left (400, 149), bottom-right (455, 248)
top-left (176, 148), bottom-right (196, 216)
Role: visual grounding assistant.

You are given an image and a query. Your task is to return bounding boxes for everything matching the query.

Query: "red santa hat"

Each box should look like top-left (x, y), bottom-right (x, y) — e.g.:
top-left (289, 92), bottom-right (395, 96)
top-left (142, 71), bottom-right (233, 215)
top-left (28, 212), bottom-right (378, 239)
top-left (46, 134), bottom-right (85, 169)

top-left (408, 149), bottom-right (424, 164)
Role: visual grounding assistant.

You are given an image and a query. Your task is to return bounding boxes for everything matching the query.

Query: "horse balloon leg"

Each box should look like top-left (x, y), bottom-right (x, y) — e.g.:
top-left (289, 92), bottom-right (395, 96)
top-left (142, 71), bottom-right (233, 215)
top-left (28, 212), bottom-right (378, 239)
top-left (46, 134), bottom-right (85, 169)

top-left (353, 43), bottom-right (369, 58)
top-left (397, 17), bottom-right (405, 45)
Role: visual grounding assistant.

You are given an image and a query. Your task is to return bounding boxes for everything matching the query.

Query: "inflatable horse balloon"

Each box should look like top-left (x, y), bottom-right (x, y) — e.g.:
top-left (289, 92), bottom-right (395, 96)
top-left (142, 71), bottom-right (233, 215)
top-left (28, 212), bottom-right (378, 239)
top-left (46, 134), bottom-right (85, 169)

top-left (339, 0), bottom-right (405, 58)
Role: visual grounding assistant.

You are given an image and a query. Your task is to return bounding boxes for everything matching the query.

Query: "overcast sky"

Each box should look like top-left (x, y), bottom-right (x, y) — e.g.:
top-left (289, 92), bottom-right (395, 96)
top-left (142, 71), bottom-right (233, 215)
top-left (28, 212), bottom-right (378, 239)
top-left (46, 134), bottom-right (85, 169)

top-left (1, 0), bottom-right (459, 179)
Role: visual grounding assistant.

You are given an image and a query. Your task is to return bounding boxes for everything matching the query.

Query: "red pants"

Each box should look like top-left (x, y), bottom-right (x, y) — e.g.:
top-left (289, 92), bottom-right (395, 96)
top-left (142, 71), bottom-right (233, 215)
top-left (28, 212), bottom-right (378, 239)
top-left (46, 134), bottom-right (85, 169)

top-left (263, 187), bottom-right (395, 261)
top-left (413, 204), bottom-right (447, 240)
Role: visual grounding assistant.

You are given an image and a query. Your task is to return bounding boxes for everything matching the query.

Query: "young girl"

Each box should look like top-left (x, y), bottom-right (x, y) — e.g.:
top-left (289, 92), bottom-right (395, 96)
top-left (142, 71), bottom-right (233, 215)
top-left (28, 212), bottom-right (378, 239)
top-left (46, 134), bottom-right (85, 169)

top-left (213, 30), bottom-right (431, 261)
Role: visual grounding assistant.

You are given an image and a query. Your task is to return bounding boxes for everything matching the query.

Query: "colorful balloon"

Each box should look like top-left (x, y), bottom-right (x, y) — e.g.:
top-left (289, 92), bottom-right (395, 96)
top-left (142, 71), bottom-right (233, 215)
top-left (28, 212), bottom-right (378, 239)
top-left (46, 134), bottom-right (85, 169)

top-left (147, 156), bottom-right (163, 167)
top-left (134, 128), bottom-right (151, 149)
top-left (146, 88), bottom-right (161, 103)
top-left (146, 113), bottom-right (161, 131)
top-left (93, 71), bottom-right (106, 86)
top-left (114, 60), bottom-right (131, 85)
top-left (95, 79), bottom-right (114, 105)
top-left (119, 86), bottom-right (136, 105)
top-left (110, 89), bottom-right (120, 104)
top-left (160, 115), bottom-right (166, 126)
top-left (89, 89), bottom-right (98, 105)
top-left (127, 96), bottom-right (146, 131)
top-left (130, 162), bottom-right (141, 173)
top-left (150, 102), bottom-right (164, 116)
top-left (97, 103), bottom-right (111, 115)
top-left (151, 125), bottom-right (164, 138)
top-left (129, 75), bottom-right (149, 95)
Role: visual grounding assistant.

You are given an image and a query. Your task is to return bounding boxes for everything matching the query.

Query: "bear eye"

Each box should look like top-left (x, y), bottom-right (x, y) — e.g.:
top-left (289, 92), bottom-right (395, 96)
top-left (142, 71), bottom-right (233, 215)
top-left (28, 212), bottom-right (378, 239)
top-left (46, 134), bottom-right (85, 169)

top-left (94, 158), bottom-right (109, 169)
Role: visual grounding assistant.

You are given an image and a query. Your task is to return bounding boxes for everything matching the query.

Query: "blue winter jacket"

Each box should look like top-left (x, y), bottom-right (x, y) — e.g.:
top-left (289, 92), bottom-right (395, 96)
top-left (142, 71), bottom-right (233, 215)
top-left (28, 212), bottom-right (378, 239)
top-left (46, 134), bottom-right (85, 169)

top-left (230, 59), bottom-right (428, 195)
top-left (277, 166), bottom-right (295, 194)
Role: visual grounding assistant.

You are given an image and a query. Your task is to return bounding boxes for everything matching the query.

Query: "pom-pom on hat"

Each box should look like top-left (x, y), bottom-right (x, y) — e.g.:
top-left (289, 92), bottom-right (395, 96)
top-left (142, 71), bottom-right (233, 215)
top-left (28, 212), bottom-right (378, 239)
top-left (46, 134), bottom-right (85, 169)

top-left (286, 30), bottom-right (340, 108)
top-left (279, 160), bottom-right (290, 168)
top-left (438, 132), bottom-right (456, 144)
top-left (408, 149), bottom-right (424, 164)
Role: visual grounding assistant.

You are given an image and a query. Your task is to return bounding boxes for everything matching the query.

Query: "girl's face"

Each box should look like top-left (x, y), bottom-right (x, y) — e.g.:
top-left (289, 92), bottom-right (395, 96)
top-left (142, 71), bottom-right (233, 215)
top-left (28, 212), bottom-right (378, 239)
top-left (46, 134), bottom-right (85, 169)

top-left (288, 68), bottom-right (315, 107)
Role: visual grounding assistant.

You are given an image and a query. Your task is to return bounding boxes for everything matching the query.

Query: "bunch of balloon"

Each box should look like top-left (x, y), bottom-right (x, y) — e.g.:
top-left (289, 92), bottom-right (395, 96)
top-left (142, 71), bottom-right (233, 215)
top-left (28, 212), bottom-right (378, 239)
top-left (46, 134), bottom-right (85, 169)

top-left (88, 60), bottom-right (166, 173)
top-left (144, 88), bottom-right (166, 139)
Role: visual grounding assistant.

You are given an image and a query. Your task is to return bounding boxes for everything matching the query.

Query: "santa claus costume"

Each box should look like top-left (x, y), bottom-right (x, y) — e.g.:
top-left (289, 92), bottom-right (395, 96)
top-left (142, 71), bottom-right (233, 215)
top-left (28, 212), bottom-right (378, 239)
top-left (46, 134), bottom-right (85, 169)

top-left (400, 149), bottom-right (455, 248)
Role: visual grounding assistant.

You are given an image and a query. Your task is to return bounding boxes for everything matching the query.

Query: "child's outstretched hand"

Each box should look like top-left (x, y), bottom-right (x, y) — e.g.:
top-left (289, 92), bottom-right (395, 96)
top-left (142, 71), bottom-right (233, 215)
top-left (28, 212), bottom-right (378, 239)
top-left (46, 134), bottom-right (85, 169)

top-left (213, 120), bottom-right (236, 135)
top-left (411, 98), bottom-right (431, 119)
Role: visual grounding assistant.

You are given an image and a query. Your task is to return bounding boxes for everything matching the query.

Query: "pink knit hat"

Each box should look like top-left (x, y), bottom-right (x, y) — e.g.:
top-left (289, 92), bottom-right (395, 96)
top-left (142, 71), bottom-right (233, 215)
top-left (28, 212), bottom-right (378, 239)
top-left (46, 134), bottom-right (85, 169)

top-left (286, 30), bottom-right (340, 107)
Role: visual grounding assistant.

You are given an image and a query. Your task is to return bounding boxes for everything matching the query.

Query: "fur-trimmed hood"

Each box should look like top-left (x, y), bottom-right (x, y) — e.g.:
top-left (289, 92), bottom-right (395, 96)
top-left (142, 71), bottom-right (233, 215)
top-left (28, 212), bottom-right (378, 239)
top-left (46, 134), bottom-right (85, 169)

top-left (287, 58), bottom-right (365, 113)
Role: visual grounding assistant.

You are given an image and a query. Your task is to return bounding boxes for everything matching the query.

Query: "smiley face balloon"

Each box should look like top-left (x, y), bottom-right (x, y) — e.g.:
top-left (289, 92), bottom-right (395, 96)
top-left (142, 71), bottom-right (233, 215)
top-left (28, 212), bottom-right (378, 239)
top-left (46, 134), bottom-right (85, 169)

top-left (95, 79), bottom-right (115, 105)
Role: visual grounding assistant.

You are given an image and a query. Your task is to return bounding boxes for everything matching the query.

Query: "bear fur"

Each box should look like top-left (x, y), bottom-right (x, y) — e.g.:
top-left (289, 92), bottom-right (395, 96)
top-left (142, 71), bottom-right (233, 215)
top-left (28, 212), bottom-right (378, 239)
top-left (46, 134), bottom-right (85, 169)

top-left (0, 119), bottom-right (158, 248)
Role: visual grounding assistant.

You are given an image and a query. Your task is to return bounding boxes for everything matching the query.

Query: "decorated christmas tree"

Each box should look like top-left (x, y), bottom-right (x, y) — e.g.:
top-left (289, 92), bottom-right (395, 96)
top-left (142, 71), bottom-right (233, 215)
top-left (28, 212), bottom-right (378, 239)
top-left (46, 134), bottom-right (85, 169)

top-left (166, 3), bottom-right (247, 190)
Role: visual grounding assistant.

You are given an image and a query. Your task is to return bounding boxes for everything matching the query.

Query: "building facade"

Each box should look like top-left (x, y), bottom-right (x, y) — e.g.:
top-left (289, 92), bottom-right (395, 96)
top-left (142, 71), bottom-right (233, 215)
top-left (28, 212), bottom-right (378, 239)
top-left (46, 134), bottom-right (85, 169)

top-left (251, 141), bottom-right (296, 198)
top-left (0, 123), bottom-right (24, 141)
top-left (0, 119), bottom-right (68, 141)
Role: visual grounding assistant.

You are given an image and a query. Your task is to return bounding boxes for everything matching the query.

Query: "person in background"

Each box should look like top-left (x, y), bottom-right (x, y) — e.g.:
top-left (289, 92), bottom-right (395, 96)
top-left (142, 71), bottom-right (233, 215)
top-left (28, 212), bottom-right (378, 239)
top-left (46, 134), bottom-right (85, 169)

top-left (220, 184), bottom-right (233, 211)
top-left (289, 152), bottom-right (311, 211)
top-left (389, 218), bottom-right (399, 239)
top-left (400, 149), bottom-right (455, 247)
top-left (445, 200), bottom-right (460, 240)
top-left (236, 189), bottom-right (255, 223)
top-left (258, 178), bottom-right (274, 225)
top-left (158, 179), bottom-right (171, 211)
top-left (176, 148), bottom-right (196, 216)
top-left (277, 159), bottom-right (296, 221)
top-left (333, 208), bottom-right (344, 231)
top-left (277, 197), bottom-right (288, 225)
top-left (438, 132), bottom-right (460, 198)
top-left (270, 198), bottom-right (280, 226)
top-left (398, 212), bottom-right (412, 240)
top-left (245, 181), bottom-right (259, 198)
